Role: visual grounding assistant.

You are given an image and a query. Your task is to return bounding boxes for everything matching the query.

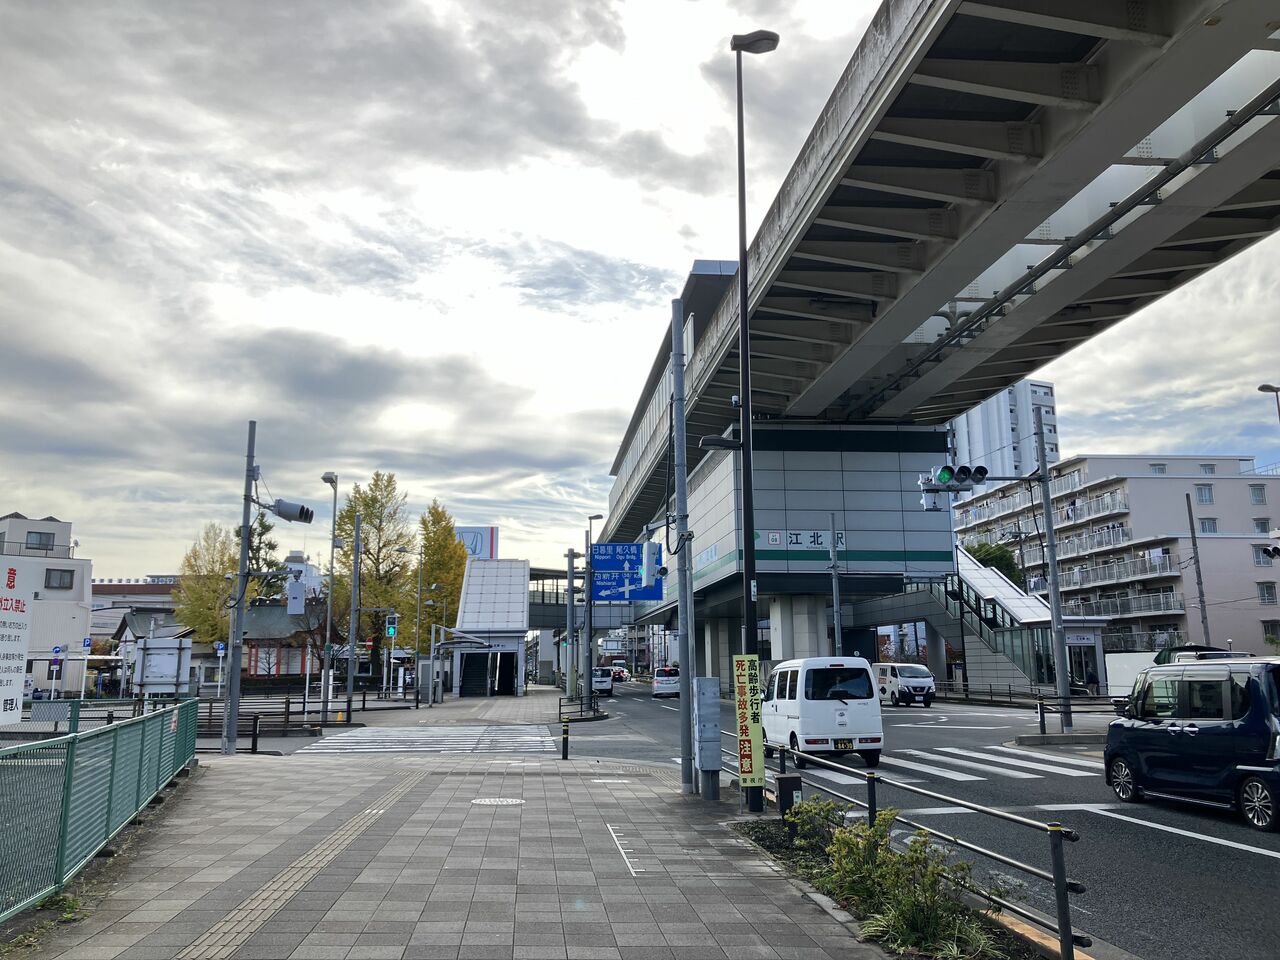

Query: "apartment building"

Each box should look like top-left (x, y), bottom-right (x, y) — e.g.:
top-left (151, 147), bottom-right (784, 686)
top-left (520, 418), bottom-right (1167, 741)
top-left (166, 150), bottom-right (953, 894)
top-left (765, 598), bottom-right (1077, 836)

top-left (954, 456), bottom-right (1280, 655)
top-left (0, 512), bottom-right (93, 695)
top-left (950, 379), bottom-right (1061, 498)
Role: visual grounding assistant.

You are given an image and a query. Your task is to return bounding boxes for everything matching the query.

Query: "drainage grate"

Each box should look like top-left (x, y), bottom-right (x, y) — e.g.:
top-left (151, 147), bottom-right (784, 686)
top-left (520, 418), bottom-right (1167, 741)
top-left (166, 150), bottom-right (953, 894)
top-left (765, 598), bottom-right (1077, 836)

top-left (471, 797), bottom-right (525, 805)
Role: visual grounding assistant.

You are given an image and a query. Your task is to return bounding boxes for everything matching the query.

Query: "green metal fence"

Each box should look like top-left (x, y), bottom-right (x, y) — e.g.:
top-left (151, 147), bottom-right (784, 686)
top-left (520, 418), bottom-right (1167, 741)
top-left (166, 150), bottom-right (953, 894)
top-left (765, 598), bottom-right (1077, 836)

top-left (0, 699), bottom-right (197, 923)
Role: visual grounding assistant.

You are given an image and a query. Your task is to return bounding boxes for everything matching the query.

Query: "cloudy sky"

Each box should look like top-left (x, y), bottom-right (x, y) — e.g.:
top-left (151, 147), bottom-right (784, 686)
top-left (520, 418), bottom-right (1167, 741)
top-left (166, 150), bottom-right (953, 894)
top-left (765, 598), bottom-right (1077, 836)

top-left (3, 1), bottom-right (1278, 578)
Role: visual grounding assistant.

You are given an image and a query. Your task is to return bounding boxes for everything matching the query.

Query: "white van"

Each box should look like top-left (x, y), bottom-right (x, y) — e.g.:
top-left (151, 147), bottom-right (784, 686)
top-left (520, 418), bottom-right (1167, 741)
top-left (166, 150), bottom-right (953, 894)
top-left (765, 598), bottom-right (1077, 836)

top-left (591, 666), bottom-right (614, 697)
top-left (762, 657), bottom-right (883, 768)
top-left (652, 666), bottom-right (680, 698)
top-left (874, 662), bottom-right (936, 707)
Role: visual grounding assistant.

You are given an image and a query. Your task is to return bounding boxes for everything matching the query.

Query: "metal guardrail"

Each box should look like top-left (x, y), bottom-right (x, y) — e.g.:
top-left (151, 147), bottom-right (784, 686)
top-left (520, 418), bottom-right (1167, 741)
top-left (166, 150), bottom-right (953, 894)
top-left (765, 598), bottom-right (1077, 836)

top-left (558, 692), bottom-right (602, 721)
top-left (0, 699), bottom-right (197, 924)
top-left (932, 681), bottom-right (1116, 714)
top-left (721, 731), bottom-right (1088, 960)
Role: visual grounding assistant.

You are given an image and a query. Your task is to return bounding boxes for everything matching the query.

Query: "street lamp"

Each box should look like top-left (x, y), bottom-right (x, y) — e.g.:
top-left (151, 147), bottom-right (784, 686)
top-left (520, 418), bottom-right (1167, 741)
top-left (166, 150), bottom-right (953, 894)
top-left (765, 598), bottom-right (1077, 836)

top-left (729, 27), bottom-right (776, 815)
top-left (1259, 384), bottom-right (1280, 424)
top-left (320, 472), bottom-right (338, 724)
top-left (583, 514), bottom-right (604, 711)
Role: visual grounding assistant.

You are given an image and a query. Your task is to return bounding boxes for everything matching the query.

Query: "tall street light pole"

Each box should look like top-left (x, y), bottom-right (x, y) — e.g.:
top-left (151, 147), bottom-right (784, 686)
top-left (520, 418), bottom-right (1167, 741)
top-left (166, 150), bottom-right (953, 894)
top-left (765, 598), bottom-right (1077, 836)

top-left (730, 28), bottom-right (778, 664)
top-left (321, 472), bottom-right (338, 725)
top-left (583, 514), bottom-right (603, 712)
top-left (1259, 384), bottom-right (1280, 424)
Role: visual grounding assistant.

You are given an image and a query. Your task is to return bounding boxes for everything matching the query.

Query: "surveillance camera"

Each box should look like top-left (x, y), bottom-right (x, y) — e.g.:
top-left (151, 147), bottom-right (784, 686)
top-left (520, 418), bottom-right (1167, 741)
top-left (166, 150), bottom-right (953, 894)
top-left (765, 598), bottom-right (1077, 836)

top-left (730, 395), bottom-right (741, 408)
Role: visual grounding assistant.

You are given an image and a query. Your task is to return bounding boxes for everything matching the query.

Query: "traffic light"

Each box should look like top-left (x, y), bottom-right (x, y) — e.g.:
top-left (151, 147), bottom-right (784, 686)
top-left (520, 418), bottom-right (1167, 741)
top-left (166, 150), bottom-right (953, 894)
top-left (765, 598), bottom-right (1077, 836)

top-left (271, 499), bottom-right (315, 524)
top-left (385, 614), bottom-right (398, 638)
top-left (1261, 544), bottom-right (1280, 560)
top-left (931, 464), bottom-right (989, 493)
top-left (640, 541), bottom-right (667, 588)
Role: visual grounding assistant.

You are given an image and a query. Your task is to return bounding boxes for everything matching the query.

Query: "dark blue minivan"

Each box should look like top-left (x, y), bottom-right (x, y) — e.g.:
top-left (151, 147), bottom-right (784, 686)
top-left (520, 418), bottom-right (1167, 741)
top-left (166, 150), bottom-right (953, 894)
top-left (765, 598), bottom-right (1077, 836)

top-left (1105, 658), bottom-right (1280, 831)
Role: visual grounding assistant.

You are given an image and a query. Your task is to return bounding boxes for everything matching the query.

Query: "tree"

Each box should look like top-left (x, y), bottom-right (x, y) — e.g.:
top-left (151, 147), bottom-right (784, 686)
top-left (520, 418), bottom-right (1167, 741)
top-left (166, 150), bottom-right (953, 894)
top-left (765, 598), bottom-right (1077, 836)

top-left (333, 472), bottom-right (416, 674)
top-left (415, 499), bottom-right (470, 647)
top-left (236, 512), bottom-right (286, 594)
top-left (968, 542), bottom-right (1023, 588)
top-left (173, 522), bottom-right (237, 644)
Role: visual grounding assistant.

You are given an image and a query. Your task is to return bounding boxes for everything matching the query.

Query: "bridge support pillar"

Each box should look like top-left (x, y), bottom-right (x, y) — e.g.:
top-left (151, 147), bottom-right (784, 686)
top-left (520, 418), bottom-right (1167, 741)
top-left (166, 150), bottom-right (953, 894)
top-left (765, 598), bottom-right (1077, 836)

top-left (768, 596), bottom-right (794, 661)
top-left (924, 623), bottom-right (948, 680)
top-left (791, 596), bottom-right (826, 659)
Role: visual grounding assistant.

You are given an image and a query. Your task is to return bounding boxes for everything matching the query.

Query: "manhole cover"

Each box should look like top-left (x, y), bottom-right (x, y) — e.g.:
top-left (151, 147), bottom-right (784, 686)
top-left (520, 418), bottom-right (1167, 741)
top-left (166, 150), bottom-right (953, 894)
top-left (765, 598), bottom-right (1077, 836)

top-left (471, 798), bottom-right (525, 806)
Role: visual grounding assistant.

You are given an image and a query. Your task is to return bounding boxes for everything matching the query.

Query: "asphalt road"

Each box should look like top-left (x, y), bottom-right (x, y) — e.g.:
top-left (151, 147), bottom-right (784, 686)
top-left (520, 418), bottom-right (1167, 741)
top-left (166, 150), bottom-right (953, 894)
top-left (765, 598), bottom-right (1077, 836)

top-left (588, 681), bottom-right (1280, 960)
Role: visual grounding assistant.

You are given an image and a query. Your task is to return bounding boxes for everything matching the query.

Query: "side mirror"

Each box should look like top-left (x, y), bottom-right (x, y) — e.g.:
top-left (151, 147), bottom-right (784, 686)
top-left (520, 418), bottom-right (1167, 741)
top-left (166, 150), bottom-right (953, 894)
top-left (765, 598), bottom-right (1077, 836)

top-left (1111, 696), bottom-right (1130, 717)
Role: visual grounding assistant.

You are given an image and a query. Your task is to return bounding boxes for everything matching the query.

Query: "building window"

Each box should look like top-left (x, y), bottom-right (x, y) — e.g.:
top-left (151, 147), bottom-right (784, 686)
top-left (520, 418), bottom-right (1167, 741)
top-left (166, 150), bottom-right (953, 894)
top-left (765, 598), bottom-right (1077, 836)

top-left (1199, 518), bottom-right (1218, 534)
top-left (1265, 621), bottom-right (1280, 645)
top-left (1149, 463), bottom-right (1166, 474)
top-left (1260, 583), bottom-right (1278, 605)
top-left (44, 569), bottom-right (74, 590)
top-left (1255, 545), bottom-right (1275, 567)
top-left (1200, 463), bottom-right (1216, 475)
top-left (25, 531), bottom-right (54, 551)
top-left (1251, 484), bottom-right (1267, 505)
top-left (1256, 518), bottom-right (1272, 535)
top-left (1195, 484), bottom-right (1214, 505)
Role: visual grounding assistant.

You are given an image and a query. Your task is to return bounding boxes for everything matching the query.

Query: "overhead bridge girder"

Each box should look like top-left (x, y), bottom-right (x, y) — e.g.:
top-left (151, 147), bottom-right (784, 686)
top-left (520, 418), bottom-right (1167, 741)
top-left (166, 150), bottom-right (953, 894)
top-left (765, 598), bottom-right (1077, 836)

top-left (911, 60), bottom-right (1100, 110)
top-left (840, 166), bottom-right (996, 205)
top-left (791, 239), bottom-right (926, 272)
top-left (815, 206), bottom-right (957, 240)
top-left (774, 270), bottom-right (900, 303)
top-left (957, 0), bottom-right (1171, 47)
top-left (755, 298), bottom-right (872, 326)
top-left (870, 118), bottom-right (1043, 161)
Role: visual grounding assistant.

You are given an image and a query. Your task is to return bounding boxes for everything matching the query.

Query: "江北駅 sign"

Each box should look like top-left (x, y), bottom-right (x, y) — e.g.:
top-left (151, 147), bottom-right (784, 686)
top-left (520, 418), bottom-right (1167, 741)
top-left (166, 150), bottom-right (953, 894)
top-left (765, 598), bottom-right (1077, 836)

top-left (0, 559), bottom-right (37, 724)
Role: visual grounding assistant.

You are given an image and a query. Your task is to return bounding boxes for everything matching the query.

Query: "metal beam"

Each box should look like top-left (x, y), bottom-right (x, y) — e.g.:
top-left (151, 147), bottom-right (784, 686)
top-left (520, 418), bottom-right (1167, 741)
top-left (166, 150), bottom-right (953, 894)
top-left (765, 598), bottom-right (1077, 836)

top-left (911, 60), bottom-right (1099, 110)
top-left (1072, 277), bottom-right (1171, 303)
top-left (751, 315), bottom-right (861, 344)
top-left (774, 271), bottom-right (900, 302)
top-left (957, 0), bottom-right (1170, 47)
top-left (1113, 248), bottom-right (1221, 276)
top-left (840, 166), bottom-right (996, 205)
top-left (813, 206), bottom-right (957, 240)
top-left (791, 239), bottom-right (925, 273)
top-left (756, 297), bottom-right (872, 325)
top-left (871, 118), bottom-right (1042, 160)
top-left (747, 339), bottom-right (837, 363)
top-left (1217, 179), bottom-right (1280, 210)
top-left (1161, 215), bottom-right (1276, 246)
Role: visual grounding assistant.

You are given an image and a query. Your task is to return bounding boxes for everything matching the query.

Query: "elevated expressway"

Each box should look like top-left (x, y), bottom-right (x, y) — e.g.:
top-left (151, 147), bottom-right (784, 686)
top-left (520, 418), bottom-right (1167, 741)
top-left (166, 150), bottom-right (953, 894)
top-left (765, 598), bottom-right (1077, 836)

top-left (605, 0), bottom-right (1280, 545)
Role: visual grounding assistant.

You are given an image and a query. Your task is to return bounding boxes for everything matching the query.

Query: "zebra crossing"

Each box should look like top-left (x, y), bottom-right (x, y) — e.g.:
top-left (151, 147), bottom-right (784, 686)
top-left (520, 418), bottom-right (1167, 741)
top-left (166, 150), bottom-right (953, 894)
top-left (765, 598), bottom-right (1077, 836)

top-left (298, 724), bottom-right (556, 756)
top-left (823, 744), bottom-right (1103, 787)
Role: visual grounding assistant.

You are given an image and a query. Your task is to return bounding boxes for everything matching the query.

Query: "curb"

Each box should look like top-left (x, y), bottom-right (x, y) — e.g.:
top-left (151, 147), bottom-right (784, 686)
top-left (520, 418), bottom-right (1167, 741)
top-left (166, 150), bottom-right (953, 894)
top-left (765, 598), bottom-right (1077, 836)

top-left (562, 713), bottom-right (610, 723)
top-left (1016, 733), bottom-right (1107, 745)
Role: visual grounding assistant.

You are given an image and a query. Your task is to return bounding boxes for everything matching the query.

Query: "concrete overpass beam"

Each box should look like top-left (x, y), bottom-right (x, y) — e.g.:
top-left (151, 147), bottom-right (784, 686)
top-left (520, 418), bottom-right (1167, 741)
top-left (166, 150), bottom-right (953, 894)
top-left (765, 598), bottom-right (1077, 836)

top-left (871, 118), bottom-right (1043, 161)
top-left (1162, 213), bottom-right (1278, 245)
top-left (958, 0), bottom-right (1171, 47)
top-left (840, 166), bottom-right (996, 206)
top-left (1113, 248), bottom-right (1222, 276)
top-left (912, 60), bottom-right (1100, 111)
top-left (792, 239), bottom-right (927, 272)
top-left (754, 309), bottom-right (867, 336)
top-left (774, 271), bottom-right (900, 303)
top-left (814, 206), bottom-right (957, 241)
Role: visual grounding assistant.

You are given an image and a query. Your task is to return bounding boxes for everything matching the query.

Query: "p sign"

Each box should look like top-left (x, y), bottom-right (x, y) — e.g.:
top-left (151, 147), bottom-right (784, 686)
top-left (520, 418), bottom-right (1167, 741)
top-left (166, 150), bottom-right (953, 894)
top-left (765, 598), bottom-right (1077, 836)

top-left (83, 637), bottom-right (92, 650)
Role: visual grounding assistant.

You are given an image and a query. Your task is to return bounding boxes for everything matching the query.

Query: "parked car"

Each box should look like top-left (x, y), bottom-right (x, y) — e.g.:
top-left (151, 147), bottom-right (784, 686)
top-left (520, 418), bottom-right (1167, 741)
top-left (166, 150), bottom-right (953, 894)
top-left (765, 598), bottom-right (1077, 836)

top-left (1105, 657), bottom-right (1280, 831)
top-left (873, 662), bottom-right (936, 707)
top-left (762, 657), bottom-right (883, 768)
top-left (591, 666), bottom-right (614, 697)
top-left (652, 666), bottom-right (679, 697)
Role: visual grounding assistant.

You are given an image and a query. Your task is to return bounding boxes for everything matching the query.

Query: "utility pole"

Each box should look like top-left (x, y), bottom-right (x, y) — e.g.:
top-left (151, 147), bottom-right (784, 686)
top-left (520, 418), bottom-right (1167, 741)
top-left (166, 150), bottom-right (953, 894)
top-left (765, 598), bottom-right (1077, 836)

top-left (347, 514), bottom-right (361, 698)
top-left (221, 420), bottom-right (256, 756)
top-left (829, 512), bottom-right (842, 656)
top-left (1184, 493), bottom-right (1213, 646)
top-left (564, 549), bottom-right (578, 695)
top-left (1034, 408), bottom-right (1072, 732)
top-left (582, 530), bottom-right (593, 713)
top-left (321, 474), bottom-right (338, 725)
top-left (671, 298), bottom-right (695, 795)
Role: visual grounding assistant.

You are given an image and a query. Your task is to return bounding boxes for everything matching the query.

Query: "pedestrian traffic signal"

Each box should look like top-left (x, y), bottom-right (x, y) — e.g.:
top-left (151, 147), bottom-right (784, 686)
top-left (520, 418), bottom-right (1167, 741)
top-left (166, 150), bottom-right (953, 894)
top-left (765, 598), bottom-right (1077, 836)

top-left (640, 541), bottom-right (667, 588)
top-left (385, 614), bottom-right (398, 638)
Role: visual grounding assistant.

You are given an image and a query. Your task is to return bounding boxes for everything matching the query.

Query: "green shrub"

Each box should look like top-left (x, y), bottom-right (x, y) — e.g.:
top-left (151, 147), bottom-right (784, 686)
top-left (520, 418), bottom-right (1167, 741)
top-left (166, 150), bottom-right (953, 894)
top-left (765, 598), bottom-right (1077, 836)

top-left (824, 808), bottom-right (899, 913)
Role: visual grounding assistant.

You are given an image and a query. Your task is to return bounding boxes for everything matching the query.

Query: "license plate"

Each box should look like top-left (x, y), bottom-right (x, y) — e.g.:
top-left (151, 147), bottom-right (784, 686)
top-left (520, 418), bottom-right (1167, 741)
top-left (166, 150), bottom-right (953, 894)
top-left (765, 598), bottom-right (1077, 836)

top-left (834, 738), bottom-right (853, 750)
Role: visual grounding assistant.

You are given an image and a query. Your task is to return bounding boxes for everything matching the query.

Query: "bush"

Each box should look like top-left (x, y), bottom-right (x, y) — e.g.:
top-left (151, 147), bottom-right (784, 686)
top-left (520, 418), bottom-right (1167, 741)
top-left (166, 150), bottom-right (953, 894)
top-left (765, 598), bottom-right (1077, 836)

top-left (824, 808), bottom-right (899, 913)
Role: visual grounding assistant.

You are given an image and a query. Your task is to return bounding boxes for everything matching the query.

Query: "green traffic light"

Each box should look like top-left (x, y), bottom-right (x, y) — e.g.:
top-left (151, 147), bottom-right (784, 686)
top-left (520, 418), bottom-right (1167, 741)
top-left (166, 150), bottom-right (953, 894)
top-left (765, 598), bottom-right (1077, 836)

top-left (937, 465), bottom-right (955, 484)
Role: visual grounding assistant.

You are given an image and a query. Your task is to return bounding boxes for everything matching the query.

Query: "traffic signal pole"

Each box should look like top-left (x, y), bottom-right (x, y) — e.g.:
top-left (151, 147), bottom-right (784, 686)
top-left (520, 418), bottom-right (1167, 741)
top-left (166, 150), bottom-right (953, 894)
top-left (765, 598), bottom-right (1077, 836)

top-left (1034, 407), bottom-right (1072, 732)
top-left (347, 514), bottom-right (361, 698)
top-left (221, 421), bottom-right (256, 756)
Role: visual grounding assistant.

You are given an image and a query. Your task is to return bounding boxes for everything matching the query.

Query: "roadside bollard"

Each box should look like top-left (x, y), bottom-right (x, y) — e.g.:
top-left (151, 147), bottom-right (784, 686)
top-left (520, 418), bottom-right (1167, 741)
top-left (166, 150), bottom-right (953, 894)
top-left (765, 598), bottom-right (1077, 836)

top-left (362, 689), bottom-right (368, 711)
top-left (1038, 695), bottom-right (1047, 735)
top-left (776, 773), bottom-right (802, 840)
top-left (779, 745), bottom-right (787, 775)
top-left (1047, 823), bottom-right (1076, 960)
top-left (251, 715), bottom-right (261, 754)
top-left (561, 721), bottom-right (569, 760)
top-left (106, 711), bottom-right (115, 725)
top-left (866, 771), bottom-right (878, 824)
top-left (346, 695), bottom-right (354, 725)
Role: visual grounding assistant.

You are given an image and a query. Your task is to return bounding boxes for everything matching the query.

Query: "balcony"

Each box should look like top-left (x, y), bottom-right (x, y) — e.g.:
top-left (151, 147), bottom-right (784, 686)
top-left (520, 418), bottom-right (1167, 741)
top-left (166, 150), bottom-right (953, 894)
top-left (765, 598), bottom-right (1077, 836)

top-left (1023, 526), bottom-right (1133, 565)
top-left (1103, 630), bottom-right (1188, 652)
top-left (1027, 553), bottom-right (1181, 594)
top-left (1065, 592), bottom-right (1185, 618)
top-left (954, 472), bottom-right (1084, 528)
top-left (1054, 491), bottom-right (1129, 527)
top-left (0, 541), bottom-right (77, 559)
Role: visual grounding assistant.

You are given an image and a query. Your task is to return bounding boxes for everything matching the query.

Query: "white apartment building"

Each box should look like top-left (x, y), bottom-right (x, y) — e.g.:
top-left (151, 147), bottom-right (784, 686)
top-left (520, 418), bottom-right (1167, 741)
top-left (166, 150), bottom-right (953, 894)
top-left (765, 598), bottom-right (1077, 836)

top-left (0, 512), bottom-right (93, 695)
top-left (950, 379), bottom-right (1061, 497)
top-left (954, 456), bottom-right (1280, 656)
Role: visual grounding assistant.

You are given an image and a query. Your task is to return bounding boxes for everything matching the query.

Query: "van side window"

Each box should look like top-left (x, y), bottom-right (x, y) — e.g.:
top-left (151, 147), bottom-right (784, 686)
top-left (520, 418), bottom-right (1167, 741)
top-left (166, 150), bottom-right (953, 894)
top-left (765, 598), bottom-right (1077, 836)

top-left (1182, 679), bottom-right (1225, 720)
top-left (786, 671), bottom-right (799, 700)
top-left (763, 673), bottom-right (776, 702)
top-left (1229, 673), bottom-right (1252, 719)
top-left (891, 666), bottom-right (899, 679)
top-left (1140, 677), bottom-right (1178, 719)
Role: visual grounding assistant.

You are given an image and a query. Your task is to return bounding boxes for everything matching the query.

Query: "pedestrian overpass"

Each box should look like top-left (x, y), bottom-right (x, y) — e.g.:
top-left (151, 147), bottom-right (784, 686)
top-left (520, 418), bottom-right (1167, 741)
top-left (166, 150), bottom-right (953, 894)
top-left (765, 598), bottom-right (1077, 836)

top-left (602, 0), bottom-right (1280, 679)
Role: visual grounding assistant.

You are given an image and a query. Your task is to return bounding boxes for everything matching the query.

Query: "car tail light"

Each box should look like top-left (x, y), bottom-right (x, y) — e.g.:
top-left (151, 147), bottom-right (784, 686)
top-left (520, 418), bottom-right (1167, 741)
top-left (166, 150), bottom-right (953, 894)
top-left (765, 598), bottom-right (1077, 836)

top-left (804, 738), bottom-right (829, 745)
top-left (858, 737), bottom-right (881, 744)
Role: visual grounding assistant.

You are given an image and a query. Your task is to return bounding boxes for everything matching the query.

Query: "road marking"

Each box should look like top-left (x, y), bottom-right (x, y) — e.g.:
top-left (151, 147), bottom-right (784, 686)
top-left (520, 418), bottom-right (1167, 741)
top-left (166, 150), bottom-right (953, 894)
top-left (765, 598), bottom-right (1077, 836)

top-left (1087, 807), bottom-right (1280, 861)
top-left (877, 756), bottom-right (984, 781)
top-left (896, 806), bottom-right (977, 816)
top-left (934, 747), bottom-right (1095, 777)
top-left (892, 723), bottom-right (1010, 729)
top-left (899, 749), bottom-right (1039, 779)
top-left (984, 745), bottom-right (1105, 770)
top-left (1036, 803), bottom-right (1122, 811)
top-left (658, 705), bottom-right (680, 712)
top-left (607, 824), bottom-right (645, 875)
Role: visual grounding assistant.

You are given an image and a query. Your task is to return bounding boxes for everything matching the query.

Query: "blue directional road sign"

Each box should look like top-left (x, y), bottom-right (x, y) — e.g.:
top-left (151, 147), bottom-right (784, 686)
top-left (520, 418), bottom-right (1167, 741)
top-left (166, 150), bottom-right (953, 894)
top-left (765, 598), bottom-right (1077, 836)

top-left (51, 645), bottom-right (62, 656)
top-left (590, 543), bottom-right (663, 602)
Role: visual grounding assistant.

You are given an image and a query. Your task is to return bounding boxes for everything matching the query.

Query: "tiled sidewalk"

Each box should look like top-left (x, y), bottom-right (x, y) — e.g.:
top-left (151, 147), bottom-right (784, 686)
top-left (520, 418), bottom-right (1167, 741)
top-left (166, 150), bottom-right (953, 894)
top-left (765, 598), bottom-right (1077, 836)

top-left (30, 751), bottom-right (885, 960)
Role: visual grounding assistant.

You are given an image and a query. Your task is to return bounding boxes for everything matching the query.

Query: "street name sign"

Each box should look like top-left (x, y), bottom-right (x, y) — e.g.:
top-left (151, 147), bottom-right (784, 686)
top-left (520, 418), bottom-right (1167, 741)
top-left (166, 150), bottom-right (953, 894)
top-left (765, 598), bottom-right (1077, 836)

top-left (590, 543), bottom-right (663, 602)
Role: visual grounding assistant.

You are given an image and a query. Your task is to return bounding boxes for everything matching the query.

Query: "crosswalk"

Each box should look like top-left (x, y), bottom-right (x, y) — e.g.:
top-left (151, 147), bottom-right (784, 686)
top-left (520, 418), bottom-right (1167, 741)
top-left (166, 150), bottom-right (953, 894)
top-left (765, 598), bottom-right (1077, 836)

top-left (809, 744), bottom-right (1103, 788)
top-left (298, 724), bottom-right (556, 756)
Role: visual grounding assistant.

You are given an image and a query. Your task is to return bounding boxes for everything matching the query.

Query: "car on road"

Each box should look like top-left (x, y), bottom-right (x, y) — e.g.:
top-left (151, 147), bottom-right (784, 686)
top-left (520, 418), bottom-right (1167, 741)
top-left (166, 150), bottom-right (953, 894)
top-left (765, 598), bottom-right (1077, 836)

top-left (762, 656), bottom-right (883, 768)
top-left (873, 662), bottom-right (935, 707)
top-left (652, 666), bottom-right (679, 697)
top-left (591, 667), bottom-right (614, 697)
top-left (612, 667), bottom-right (630, 682)
top-left (1105, 657), bottom-right (1280, 831)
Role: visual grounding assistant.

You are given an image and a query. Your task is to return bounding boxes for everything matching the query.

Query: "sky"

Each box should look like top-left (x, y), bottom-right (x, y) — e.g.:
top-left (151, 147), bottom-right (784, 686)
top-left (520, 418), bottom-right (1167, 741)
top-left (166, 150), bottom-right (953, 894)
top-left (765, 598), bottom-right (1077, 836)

top-left (2, 0), bottom-right (1278, 579)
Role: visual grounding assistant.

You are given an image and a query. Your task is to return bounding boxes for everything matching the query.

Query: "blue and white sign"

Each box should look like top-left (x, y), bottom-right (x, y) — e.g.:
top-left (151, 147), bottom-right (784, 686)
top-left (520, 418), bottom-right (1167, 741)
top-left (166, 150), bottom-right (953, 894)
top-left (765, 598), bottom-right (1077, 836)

top-left (215, 642), bottom-right (226, 654)
top-left (83, 637), bottom-right (92, 650)
top-left (590, 543), bottom-right (663, 602)
top-left (51, 645), bottom-right (62, 656)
